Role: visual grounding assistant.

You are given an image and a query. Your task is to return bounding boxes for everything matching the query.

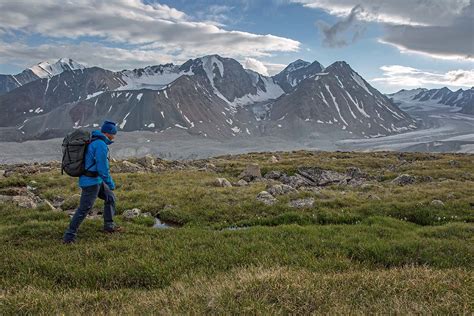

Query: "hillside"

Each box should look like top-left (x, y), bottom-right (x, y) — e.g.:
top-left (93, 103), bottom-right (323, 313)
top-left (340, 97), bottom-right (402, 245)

top-left (1, 150), bottom-right (473, 314)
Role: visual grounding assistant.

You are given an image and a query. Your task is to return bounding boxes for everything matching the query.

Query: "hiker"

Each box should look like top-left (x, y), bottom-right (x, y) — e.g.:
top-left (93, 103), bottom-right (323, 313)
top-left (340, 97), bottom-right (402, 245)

top-left (63, 120), bottom-right (122, 244)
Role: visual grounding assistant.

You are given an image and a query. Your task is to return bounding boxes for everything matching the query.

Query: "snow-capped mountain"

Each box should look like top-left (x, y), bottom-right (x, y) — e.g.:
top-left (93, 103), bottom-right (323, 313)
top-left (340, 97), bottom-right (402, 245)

top-left (29, 58), bottom-right (85, 78)
top-left (0, 58), bottom-right (85, 95)
top-left (0, 55), bottom-right (417, 142)
top-left (273, 59), bottom-right (324, 93)
top-left (268, 61), bottom-right (417, 137)
top-left (389, 87), bottom-right (474, 113)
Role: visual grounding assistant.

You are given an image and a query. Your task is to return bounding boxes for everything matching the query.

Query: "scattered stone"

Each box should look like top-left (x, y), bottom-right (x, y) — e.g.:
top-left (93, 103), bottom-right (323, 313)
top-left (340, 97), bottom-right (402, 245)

top-left (431, 200), bottom-right (445, 207)
top-left (12, 196), bottom-right (38, 209)
top-left (204, 163), bottom-right (217, 172)
top-left (346, 167), bottom-right (365, 179)
top-left (239, 164), bottom-right (262, 182)
top-left (136, 155), bottom-right (155, 169)
top-left (234, 179), bottom-right (248, 187)
top-left (418, 176), bottom-right (433, 183)
top-left (256, 191), bottom-right (277, 205)
top-left (123, 208), bottom-right (141, 220)
top-left (266, 184), bottom-right (297, 196)
top-left (280, 174), bottom-right (313, 189)
top-left (446, 193), bottom-right (456, 200)
top-left (264, 170), bottom-right (282, 180)
top-left (391, 174), bottom-right (416, 186)
top-left (214, 178), bottom-right (232, 187)
top-left (297, 167), bottom-right (348, 186)
top-left (269, 155), bottom-right (279, 163)
top-left (288, 198), bottom-right (315, 208)
top-left (0, 170), bottom-right (5, 177)
top-left (449, 160), bottom-right (460, 167)
top-left (121, 161), bottom-right (144, 172)
top-left (42, 200), bottom-right (58, 211)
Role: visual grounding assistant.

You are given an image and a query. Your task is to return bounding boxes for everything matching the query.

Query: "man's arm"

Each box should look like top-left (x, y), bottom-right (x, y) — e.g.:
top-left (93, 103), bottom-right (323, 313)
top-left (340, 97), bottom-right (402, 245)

top-left (95, 142), bottom-right (115, 190)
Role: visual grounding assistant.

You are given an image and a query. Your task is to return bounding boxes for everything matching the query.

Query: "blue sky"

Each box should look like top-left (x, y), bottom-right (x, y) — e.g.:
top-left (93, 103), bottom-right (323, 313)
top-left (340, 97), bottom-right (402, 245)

top-left (0, 0), bottom-right (472, 93)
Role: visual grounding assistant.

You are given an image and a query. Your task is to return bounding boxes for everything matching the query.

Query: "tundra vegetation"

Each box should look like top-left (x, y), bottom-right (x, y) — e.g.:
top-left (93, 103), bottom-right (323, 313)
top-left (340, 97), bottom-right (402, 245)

top-left (1, 150), bottom-right (473, 314)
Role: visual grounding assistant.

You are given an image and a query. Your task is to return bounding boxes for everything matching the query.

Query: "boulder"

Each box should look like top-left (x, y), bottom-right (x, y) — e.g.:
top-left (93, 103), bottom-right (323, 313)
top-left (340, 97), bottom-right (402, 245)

top-left (391, 174), bottom-right (416, 186)
top-left (297, 167), bottom-right (348, 186)
top-left (264, 171), bottom-right (282, 180)
top-left (120, 161), bottom-right (144, 173)
top-left (136, 155), bottom-right (155, 169)
top-left (288, 198), bottom-right (315, 208)
top-left (280, 174), bottom-right (313, 189)
top-left (204, 163), bottom-right (217, 171)
top-left (0, 170), bottom-right (5, 177)
top-left (256, 191), bottom-right (277, 205)
top-left (239, 164), bottom-right (262, 182)
top-left (234, 179), bottom-right (248, 187)
top-left (214, 178), bottom-right (232, 187)
top-left (430, 200), bottom-right (445, 208)
top-left (266, 184), bottom-right (297, 196)
top-left (123, 208), bottom-right (141, 220)
top-left (346, 167), bottom-right (365, 179)
top-left (269, 156), bottom-right (279, 163)
top-left (12, 196), bottom-right (38, 208)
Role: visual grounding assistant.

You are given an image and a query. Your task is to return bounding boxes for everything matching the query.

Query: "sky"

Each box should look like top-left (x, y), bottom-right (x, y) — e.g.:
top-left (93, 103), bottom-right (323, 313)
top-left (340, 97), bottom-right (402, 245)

top-left (0, 0), bottom-right (472, 93)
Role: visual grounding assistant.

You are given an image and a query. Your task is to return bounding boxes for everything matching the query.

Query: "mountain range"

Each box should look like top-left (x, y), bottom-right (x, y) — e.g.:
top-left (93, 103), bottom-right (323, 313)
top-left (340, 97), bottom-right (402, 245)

top-left (0, 55), bottom-right (419, 142)
top-left (389, 87), bottom-right (474, 114)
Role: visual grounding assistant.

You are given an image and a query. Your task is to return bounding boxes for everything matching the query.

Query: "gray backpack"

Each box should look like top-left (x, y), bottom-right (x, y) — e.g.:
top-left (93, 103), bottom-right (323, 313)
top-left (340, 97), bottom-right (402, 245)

top-left (61, 130), bottom-right (99, 177)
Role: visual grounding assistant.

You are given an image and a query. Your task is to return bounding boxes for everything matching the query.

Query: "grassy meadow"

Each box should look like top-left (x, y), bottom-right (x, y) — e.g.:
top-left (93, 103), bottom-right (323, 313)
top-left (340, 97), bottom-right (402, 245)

top-left (1, 150), bottom-right (473, 314)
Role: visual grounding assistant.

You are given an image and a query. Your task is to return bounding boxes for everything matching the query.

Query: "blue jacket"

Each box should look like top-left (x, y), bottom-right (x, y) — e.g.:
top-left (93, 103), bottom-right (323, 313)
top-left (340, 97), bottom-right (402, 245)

top-left (79, 130), bottom-right (115, 189)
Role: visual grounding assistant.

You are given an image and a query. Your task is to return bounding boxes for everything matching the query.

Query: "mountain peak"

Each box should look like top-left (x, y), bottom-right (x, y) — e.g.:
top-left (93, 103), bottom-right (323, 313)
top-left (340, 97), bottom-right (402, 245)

top-left (29, 58), bottom-right (85, 78)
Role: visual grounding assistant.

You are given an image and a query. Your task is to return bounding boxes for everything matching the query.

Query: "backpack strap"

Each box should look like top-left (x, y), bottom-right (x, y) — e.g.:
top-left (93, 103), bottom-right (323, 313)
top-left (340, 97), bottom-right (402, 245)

top-left (83, 138), bottom-right (100, 178)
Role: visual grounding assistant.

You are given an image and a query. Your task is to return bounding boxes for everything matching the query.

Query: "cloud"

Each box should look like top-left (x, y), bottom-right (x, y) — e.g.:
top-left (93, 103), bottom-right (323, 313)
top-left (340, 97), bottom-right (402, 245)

top-left (380, 3), bottom-right (474, 60)
top-left (316, 5), bottom-right (365, 47)
top-left (371, 65), bottom-right (474, 89)
top-left (0, 0), bottom-right (300, 70)
top-left (291, 0), bottom-right (470, 26)
top-left (292, 0), bottom-right (473, 60)
top-left (243, 58), bottom-right (269, 75)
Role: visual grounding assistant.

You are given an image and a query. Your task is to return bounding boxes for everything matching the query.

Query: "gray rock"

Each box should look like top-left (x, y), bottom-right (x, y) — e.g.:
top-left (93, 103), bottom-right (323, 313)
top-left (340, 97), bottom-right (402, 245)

top-left (256, 191), bottom-right (277, 205)
top-left (297, 167), bottom-right (348, 186)
top-left (266, 184), bottom-right (297, 196)
top-left (392, 174), bottom-right (416, 186)
top-left (136, 154), bottom-right (155, 169)
top-left (264, 170), bottom-right (282, 180)
top-left (431, 200), bottom-right (445, 207)
top-left (269, 155), bottom-right (279, 163)
top-left (214, 178), bottom-right (232, 187)
top-left (42, 200), bottom-right (58, 211)
top-left (234, 179), bottom-right (248, 187)
top-left (123, 208), bottom-right (141, 220)
top-left (0, 169), bottom-right (5, 177)
top-left (239, 164), bottom-right (262, 182)
top-left (12, 196), bottom-right (38, 208)
top-left (346, 167), bottom-right (365, 179)
top-left (280, 174), bottom-right (313, 189)
top-left (288, 198), bottom-right (315, 208)
top-left (449, 160), bottom-right (460, 167)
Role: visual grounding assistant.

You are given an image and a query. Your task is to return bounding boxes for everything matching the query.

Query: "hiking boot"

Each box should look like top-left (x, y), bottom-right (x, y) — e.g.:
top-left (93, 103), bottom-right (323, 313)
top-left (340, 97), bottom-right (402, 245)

top-left (103, 226), bottom-right (124, 234)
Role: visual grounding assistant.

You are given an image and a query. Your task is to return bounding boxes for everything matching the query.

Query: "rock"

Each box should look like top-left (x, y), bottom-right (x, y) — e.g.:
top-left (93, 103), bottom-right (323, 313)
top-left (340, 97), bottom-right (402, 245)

top-left (234, 179), bottom-right (248, 187)
top-left (418, 176), bottom-right (433, 183)
top-left (12, 196), bottom-right (38, 208)
top-left (264, 170), bottom-right (282, 180)
top-left (0, 170), bottom-right (5, 177)
top-left (112, 160), bottom-right (144, 173)
top-left (204, 162), bottom-right (217, 171)
top-left (42, 200), bottom-right (58, 211)
top-left (256, 191), bottom-right (277, 205)
top-left (136, 155), bottom-right (155, 169)
top-left (431, 200), bottom-right (445, 207)
top-left (269, 156), bottom-right (279, 163)
top-left (297, 167), bottom-right (348, 186)
top-left (288, 198), bottom-right (315, 208)
top-left (214, 178), bottom-right (232, 187)
top-left (123, 208), bottom-right (141, 220)
top-left (448, 160), bottom-right (460, 167)
top-left (391, 174), bottom-right (416, 186)
top-left (446, 193), bottom-right (456, 200)
top-left (346, 167), bottom-right (365, 179)
top-left (52, 196), bottom-right (65, 208)
top-left (239, 164), bottom-right (262, 182)
top-left (266, 184), bottom-right (297, 196)
top-left (280, 174), bottom-right (313, 189)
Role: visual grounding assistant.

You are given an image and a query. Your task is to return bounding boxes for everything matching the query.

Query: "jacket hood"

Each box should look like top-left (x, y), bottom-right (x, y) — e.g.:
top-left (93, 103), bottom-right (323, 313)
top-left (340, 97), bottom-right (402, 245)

top-left (91, 130), bottom-right (113, 145)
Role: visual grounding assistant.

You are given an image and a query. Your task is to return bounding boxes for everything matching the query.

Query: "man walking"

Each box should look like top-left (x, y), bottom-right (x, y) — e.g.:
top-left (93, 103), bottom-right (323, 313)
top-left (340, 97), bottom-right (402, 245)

top-left (63, 120), bottom-right (122, 244)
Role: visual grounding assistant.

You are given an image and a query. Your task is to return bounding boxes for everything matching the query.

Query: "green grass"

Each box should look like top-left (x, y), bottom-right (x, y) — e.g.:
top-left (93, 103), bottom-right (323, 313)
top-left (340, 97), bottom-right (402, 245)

top-left (1, 151), bottom-right (473, 314)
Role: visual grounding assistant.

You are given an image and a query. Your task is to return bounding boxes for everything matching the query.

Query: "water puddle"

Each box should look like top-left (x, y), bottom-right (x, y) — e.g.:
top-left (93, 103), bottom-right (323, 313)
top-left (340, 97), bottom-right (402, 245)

top-left (153, 217), bottom-right (181, 229)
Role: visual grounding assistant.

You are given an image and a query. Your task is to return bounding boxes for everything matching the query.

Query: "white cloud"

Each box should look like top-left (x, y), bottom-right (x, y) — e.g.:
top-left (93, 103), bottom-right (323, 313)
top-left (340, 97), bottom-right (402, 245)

top-left (371, 65), bottom-right (474, 89)
top-left (292, 0), bottom-right (473, 60)
top-left (290, 0), bottom-right (470, 26)
top-left (243, 58), bottom-right (269, 76)
top-left (0, 0), bottom-right (300, 70)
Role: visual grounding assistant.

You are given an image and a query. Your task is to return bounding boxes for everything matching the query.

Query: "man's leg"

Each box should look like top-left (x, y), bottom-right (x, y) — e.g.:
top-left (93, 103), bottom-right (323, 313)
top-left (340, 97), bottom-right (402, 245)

top-left (63, 184), bottom-right (100, 242)
top-left (98, 183), bottom-right (117, 231)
